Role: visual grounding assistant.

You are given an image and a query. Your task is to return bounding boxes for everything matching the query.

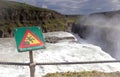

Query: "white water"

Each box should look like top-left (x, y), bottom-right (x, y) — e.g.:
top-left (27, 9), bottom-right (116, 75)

top-left (0, 31), bottom-right (120, 77)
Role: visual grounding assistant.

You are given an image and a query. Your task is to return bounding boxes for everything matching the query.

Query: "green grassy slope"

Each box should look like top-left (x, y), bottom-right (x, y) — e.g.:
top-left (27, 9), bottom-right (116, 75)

top-left (0, 0), bottom-right (78, 37)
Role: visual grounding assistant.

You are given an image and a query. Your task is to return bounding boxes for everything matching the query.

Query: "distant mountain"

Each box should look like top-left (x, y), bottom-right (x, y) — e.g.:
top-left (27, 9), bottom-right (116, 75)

top-left (90, 10), bottom-right (120, 17)
top-left (0, 0), bottom-right (78, 38)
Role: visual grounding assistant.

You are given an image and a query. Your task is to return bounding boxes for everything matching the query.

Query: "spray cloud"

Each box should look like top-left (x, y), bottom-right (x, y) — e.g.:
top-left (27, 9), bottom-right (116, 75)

top-left (78, 13), bottom-right (120, 59)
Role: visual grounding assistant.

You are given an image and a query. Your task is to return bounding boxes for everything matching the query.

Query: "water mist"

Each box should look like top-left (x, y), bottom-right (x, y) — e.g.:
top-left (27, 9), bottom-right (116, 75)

top-left (74, 14), bottom-right (120, 59)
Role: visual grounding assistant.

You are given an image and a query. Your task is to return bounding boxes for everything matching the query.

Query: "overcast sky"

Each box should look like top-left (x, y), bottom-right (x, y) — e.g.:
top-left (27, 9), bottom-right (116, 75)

top-left (9, 0), bottom-right (120, 15)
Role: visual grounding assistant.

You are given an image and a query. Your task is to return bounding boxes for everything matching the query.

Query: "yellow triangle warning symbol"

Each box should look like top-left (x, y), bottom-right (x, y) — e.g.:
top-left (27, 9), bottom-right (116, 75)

top-left (19, 30), bottom-right (44, 48)
top-left (25, 33), bottom-right (40, 44)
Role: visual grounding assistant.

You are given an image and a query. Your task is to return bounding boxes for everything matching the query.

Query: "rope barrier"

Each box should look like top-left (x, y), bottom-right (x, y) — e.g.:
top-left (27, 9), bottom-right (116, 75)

top-left (0, 62), bottom-right (29, 66)
top-left (36, 60), bottom-right (120, 65)
top-left (0, 60), bottom-right (120, 66)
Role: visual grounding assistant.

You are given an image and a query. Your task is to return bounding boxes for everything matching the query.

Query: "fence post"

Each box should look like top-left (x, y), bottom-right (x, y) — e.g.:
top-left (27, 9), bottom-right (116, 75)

top-left (29, 51), bottom-right (36, 77)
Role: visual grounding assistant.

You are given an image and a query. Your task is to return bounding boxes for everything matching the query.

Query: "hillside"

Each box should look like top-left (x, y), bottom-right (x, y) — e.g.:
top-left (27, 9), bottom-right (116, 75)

top-left (0, 0), bottom-right (78, 38)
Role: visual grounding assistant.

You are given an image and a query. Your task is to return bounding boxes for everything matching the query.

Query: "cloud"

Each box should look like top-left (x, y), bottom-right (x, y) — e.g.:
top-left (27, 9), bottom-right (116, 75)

top-left (41, 4), bottom-right (48, 8)
top-left (8, 0), bottom-right (120, 15)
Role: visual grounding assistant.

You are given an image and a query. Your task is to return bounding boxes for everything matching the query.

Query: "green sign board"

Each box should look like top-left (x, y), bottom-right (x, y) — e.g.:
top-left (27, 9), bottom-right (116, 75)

top-left (14, 26), bottom-right (45, 52)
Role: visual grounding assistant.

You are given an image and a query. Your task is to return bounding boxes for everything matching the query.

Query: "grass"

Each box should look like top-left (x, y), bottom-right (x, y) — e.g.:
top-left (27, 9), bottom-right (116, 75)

top-left (43, 71), bottom-right (120, 77)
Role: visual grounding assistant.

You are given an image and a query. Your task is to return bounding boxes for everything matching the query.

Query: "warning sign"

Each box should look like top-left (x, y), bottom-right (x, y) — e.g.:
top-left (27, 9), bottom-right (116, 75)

top-left (19, 30), bottom-right (44, 48)
top-left (14, 26), bottom-right (45, 52)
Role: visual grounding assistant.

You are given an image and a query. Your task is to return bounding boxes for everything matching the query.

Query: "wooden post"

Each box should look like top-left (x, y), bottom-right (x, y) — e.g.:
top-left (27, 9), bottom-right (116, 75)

top-left (29, 51), bottom-right (35, 77)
